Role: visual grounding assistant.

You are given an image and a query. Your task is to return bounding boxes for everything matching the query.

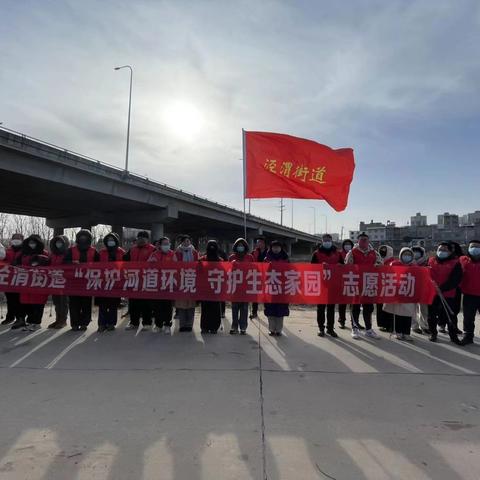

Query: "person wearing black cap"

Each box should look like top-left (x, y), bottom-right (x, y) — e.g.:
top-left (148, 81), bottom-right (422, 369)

top-left (123, 231), bottom-right (156, 331)
top-left (427, 242), bottom-right (462, 344)
top-left (199, 240), bottom-right (223, 333)
top-left (95, 232), bottom-right (125, 332)
top-left (64, 229), bottom-right (100, 331)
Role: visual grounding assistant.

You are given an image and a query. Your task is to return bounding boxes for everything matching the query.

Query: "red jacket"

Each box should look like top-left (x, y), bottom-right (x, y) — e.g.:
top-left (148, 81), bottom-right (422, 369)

top-left (460, 255), bottom-right (480, 296)
top-left (312, 249), bottom-right (343, 265)
top-left (383, 257), bottom-right (397, 267)
top-left (20, 254), bottom-right (50, 305)
top-left (5, 247), bottom-right (22, 264)
top-left (99, 248), bottom-right (125, 262)
top-left (50, 253), bottom-right (66, 265)
top-left (128, 244), bottom-right (156, 262)
top-left (428, 257), bottom-right (459, 298)
top-left (229, 253), bottom-right (254, 262)
top-left (71, 246), bottom-right (97, 263)
top-left (148, 249), bottom-right (177, 262)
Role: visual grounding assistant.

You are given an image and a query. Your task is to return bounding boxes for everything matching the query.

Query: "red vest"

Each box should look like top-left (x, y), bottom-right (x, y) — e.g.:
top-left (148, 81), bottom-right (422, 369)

top-left (148, 249), bottom-right (176, 262)
top-left (428, 257), bottom-right (458, 298)
top-left (383, 257), bottom-right (397, 267)
top-left (128, 244), bottom-right (155, 262)
top-left (351, 248), bottom-right (378, 266)
top-left (71, 246), bottom-right (97, 263)
top-left (460, 256), bottom-right (480, 296)
top-left (20, 253), bottom-right (50, 305)
top-left (50, 253), bottom-right (66, 265)
top-left (229, 253), bottom-right (254, 263)
top-left (313, 250), bottom-right (342, 265)
top-left (5, 247), bottom-right (22, 264)
top-left (99, 247), bottom-right (125, 262)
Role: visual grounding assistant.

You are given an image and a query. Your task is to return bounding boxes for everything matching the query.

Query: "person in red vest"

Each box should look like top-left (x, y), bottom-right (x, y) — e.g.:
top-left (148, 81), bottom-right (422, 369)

top-left (459, 240), bottom-right (480, 345)
top-left (250, 237), bottom-right (268, 320)
top-left (95, 232), bottom-right (125, 332)
top-left (376, 245), bottom-right (395, 332)
top-left (229, 238), bottom-right (254, 335)
top-left (337, 239), bottom-right (354, 328)
top-left (14, 235), bottom-right (50, 331)
top-left (427, 242), bottom-right (462, 344)
top-left (47, 235), bottom-right (70, 329)
top-left (311, 234), bottom-right (343, 338)
top-left (148, 236), bottom-right (177, 335)
top-left (64, 229), bottom-right (100, 331)
top-left (344, 232), bottom-right (383, 340)
top-left (1, 233), bottom-right (24, 326)
top-left (123, 230), bottom-right (155, 331)
top-left (174, 235), bottom-right (199, 332)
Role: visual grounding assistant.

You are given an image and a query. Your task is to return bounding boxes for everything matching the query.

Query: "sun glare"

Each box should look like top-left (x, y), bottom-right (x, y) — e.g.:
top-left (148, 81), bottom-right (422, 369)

top-left (163, 100), bottom-right (204, 141)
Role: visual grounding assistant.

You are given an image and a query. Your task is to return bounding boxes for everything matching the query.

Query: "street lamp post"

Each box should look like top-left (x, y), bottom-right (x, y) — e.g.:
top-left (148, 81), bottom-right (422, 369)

top-left (114, 65), bottom-right (133, 172)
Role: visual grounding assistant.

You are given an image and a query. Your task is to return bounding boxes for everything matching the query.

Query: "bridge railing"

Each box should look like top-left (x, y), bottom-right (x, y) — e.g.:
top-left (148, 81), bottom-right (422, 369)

top-left (0, 126), bottom-right (317, 239)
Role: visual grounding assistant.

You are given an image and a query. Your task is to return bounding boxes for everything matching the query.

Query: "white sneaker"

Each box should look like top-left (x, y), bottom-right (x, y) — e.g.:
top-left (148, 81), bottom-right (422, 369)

top-left (152, 326), bottom-right (161, 333)
top-left (164, 326), bottom-right (171, 335)
top-left (351, 327), bottom-right (360, 339)
top-left (365, 329), bottom-right (380, 339)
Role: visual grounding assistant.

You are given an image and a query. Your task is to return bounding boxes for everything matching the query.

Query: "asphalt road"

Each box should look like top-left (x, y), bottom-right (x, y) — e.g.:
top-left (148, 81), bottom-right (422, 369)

top-left (0, 305), bottom-right (479, 479)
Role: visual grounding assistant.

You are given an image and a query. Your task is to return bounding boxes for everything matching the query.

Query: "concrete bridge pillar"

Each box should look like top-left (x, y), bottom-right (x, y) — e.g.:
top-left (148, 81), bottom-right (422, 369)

top-left (150, 223), bottom-right (164, 242)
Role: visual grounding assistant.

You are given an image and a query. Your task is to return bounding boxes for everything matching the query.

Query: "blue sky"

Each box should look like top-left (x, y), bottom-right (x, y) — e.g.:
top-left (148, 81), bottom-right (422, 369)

top-left (1, 0), bottom-right (479, 235)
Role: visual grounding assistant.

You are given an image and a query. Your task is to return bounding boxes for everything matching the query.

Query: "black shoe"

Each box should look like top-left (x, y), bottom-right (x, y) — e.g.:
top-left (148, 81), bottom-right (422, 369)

top-left (1, 318), bottom-right (14, 325)
top-left (460, 336), bottom-right (474, 346)
top-left (358, 324), bottom-right (365, 330)
top-left (230, 329), bottom-right (238, 335)
top-left (439, 327), bottom-right (447, 334)
top-left (240, 330), bottom-right (246, 335)
top-left (422, 329), bottom-right (431, 335)
top-left (71, 325), bottom-right (79, 331)
top-left (106, 325), bottom-right (116, 331)
top-left (269, 331), bottom-right (275, 336)
top-left (429, 334), bottom-right (437, 342)
top-left (327, 330), bottom-right (338, 338)
top-left (275, 332), bottom-right (282, 336)
top-left (49, 321), bottom-right (66, 329)
top-left (11, 320), bottom-right (26, 330)
top-left (413, 328), bottom-right (423, 334)
top-left (318, 330), bottom-right (325, 337)
top-left (449, 335), bottom-right (462, 346)
top-left (338, 320), bottom-right (346, 329)
top-left (179, 327), bottom-right (187, 332)
top-left (455, 327), bottom-right (463, 335)
top-left (78, 325), bottom-right (87, 331)
top-left (97, 326), bottom-right (107, 333)
top-left (210, 330), bottom-right (218, 334)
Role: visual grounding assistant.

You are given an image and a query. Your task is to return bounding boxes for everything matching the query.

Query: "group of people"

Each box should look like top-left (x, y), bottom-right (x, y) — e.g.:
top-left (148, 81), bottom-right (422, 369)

top-left (311, 232), bottom-right (480, 346)
top-left (0, 230), bottom-right (479, 347)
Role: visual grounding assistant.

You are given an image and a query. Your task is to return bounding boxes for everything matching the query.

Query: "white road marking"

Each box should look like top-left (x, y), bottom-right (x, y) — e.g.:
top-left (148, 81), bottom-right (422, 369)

top-left (13, 328), bottom-right (47, 346)
top-left (9, 330), bottom-right (67, 368)
top-left (45, 329), bottom-right (95, 369)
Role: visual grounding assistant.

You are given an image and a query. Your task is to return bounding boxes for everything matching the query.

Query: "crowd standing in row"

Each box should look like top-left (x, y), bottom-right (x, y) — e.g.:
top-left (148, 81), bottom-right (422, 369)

top-left (0, 230), bottom-right (479, 346)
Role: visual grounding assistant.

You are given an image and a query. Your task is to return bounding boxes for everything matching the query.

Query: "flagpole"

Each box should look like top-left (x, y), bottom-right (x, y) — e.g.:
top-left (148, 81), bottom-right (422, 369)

top-left (242, 128), bottom-right (247, 239)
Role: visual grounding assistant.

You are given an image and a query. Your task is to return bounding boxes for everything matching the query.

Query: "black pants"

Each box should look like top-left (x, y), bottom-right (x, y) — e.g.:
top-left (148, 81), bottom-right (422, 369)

top-left (152, 299), bottom-right (173, 327)
top-left (394, 315), bottom-right (412, 335)
top-left (69, 296), bottom-right (92, 327)
top-left (252, 302), bottom-right (259, 316)
top-left (129, 299), bottom-right (152, 326)
top-left (317, 304), bottom-right (335, 331)
top-left (377, 303), bottom-right (394, 332)
top-left (23, 304), bottom-right (45, 325)
top-left (5, 292), bottom-right (24, 322)
top-left (98, 305), bottom-right (118, 327)
top-left (338, 304), bottom-right (347, 323)
top-left (351, 304), bottom-right (373, 330)
top-left (428, 296), bottom-right (458, 338)
top-left (463, 294), bottom-right (480, 337)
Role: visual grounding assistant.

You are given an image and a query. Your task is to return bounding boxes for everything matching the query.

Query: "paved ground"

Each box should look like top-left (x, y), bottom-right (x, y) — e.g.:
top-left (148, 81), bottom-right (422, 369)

top-left (0, 305), bottom-right (479, 480)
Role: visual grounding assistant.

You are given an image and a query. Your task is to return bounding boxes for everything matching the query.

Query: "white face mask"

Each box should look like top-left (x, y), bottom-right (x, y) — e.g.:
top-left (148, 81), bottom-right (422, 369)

top-left (28, 242), bottom-right (36, 250)
top-left (11, 239), bottom-right (22, 247)
top-left (161, 244), bottom-right (170, 253)
top-left (236, 245), bottom-right (245, 253)
top-left (55, 241), bottom-right (64, 249)
top-left (322, 241), bottom-right (332, 249)
top-left (401, 254), bottom-right (413, 264)
top-left (106, 240), bottom-right (116, 248)
top-left (344, 245), bottom-right (352, 252)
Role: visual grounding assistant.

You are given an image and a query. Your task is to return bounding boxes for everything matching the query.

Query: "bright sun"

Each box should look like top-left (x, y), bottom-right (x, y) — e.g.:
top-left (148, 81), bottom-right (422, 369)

top-left (163, 100), bottom-right (204, 141)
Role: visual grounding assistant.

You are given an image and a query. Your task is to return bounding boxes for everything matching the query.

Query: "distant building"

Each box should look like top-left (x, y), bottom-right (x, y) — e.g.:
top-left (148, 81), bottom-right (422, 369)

top-left (411, 212), bottom-right (427, 227)
top-left (460, 211), bottom-right (480, 226)
top-left (437, 212), bottom-right (459, 230)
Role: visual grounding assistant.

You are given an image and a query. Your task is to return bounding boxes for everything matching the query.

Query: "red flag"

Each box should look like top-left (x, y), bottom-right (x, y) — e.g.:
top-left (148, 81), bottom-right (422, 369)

top-left (244, 131), bottom-right (355, 212)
